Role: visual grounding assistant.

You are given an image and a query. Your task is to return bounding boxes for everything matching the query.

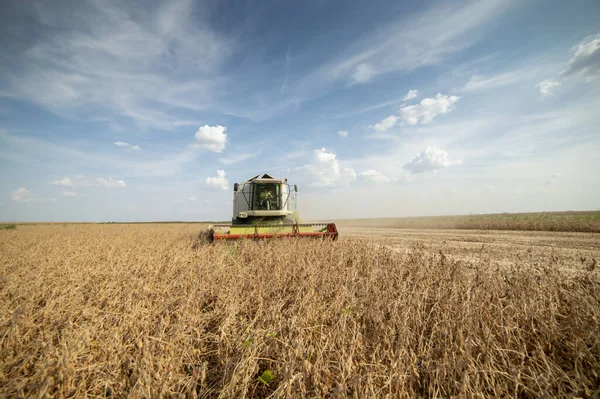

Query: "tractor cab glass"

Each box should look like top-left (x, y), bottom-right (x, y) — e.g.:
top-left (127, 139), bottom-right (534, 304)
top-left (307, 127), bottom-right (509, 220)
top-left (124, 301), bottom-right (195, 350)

top-left (253, 184), bottom-right (280, 210)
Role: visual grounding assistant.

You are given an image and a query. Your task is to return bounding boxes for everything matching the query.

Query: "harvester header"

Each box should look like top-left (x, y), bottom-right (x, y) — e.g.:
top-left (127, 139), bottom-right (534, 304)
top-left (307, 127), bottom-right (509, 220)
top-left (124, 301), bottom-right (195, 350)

top-left (207, 173), bottom-right (338, 242)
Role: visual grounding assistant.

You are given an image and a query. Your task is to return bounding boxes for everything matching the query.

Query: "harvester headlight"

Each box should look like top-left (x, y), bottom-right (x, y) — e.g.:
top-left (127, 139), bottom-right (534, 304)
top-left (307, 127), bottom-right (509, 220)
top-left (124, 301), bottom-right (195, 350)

top-left (238, 212), bottom-right (248, 218)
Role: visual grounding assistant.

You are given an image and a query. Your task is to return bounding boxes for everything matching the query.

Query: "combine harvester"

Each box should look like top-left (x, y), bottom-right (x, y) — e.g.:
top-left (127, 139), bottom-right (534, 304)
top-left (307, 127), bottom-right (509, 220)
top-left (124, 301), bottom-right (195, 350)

top-left (207, 173), bottom-right (338, 242)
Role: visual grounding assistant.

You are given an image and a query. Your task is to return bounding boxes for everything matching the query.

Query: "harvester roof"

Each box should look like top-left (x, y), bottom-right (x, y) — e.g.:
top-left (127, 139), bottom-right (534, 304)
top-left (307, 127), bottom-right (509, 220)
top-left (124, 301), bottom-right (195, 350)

top-left (243, 173), bottom-right (285, 184)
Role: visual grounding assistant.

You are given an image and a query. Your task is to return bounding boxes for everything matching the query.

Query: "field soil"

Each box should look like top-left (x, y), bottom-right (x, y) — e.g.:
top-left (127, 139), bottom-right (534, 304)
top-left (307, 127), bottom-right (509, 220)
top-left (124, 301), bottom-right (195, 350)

top-left (339, 227), bottom-right (600, 276)
top-left (1, 223), bottom-right (599, 398)
top-left (333, 211), bottom-right (600, 232)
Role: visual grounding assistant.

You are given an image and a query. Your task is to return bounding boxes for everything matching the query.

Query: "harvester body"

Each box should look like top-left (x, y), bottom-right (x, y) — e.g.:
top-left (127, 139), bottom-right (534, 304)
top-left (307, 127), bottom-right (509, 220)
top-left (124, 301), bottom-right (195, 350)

top-left (232, 174), bottom-right (296, 225)
top-left (207, 173), bottom-right (338, 242)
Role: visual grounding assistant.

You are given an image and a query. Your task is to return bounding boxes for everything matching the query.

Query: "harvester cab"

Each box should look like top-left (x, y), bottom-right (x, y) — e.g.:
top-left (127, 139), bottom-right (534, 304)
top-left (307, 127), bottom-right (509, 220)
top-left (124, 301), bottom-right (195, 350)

top-left (207, 174), bottom-right (338, 242)
top-left (232, 173), bottom-right (297, 225)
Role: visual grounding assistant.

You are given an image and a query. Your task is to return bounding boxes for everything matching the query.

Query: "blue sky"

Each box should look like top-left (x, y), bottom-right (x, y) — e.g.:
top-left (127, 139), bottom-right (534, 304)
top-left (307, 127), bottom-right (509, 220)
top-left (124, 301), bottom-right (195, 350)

top-left (1, 0), bottom-right (599, 222)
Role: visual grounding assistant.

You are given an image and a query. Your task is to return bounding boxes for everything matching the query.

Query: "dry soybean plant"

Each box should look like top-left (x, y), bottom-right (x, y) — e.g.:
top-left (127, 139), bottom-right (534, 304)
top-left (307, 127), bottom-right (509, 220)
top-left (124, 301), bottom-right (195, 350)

top-left (0, 224), bottom-right (599, 398)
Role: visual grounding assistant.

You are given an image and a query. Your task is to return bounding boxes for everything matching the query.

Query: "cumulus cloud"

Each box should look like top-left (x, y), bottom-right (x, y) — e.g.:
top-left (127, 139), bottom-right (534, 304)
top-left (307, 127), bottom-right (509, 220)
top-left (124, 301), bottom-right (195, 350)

top-left (536, 79), bottom-right (560, 96)
top-left (403, 89), bottom-right (418, 100)
top-left (297, 148), bottom-right (356, 187)
top-left (96, 177), bottom-right (127, 188)
top-left (370, 93), bottom-right (459, 131)
top-left (187, 196), bottom-right (199, 203)
top-left (61, 191), bottom-right (77, 197)
top-left (403, 147), bottom-right (462, 174)
top-left (560, 33), bottom-right (600, 81)
top-left (399, 94), bottom-right (460, 125)
top-left (11, 187), bottom-right (33, 203)
top-left (205, 170), bottom-right (229, 190)
top-left (371, 115), bottom-right (398, 132)
top-left (190, 125), bottom-right (227, 153)
top-left (52, 175), bottom-right (126, 188)
top-left (337, 130), bottom-right (349, 138)
top-left (52, 177), bottom-right (73, 187)
top-left (11, 187), bottom-right (56, 203)
top-left (114, 141), bottom-right (141, 150)
top-left (359, 169), bottom-right (392, 183)
top-left (529, 34), bottom-right (599, 98)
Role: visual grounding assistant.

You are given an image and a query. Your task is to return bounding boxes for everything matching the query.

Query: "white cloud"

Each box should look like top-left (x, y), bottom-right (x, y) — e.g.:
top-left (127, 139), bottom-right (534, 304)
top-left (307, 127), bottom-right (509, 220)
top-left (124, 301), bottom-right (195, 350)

top-left (370, 93), bottom-right (459, 131)
top-left (352, 64), bottom-right (375, 83)
top-left (332, 98), bottom-right (403, 119)
top-left (337, 130), bottom-right (349, 138)
top-left (462, 72), bottom-right (519, 91)
top-left (403, 89), bottom-right (418, 100)
top-left (11, 187), bottom-right (56, 204)
top-left (536, 79), bottom-right (560, 96)
top-left (52, 177), bottom-right (73, 187)
top-left (359, 169), bottom-right (392, 183)
top-left (1, 130), bottom-right (193, 179)
top-left (61, 191), bottom-right (77, 197)
top-left (3, 0), bottom-right (229, 129)
top-left (187, 196), bottom-right (199, 203)
top-left (11, 187), bottom-right (33, 203)
top-left (298, 148), bottom-right (356, 187)
top-left (371, 115), bottom-right (398, 132)
top-left (403, 147), bottom-right (462, 174)
top-left (114, 141), bottom-right (141, 150)
top-left (51, 175), bottom-right (126, 188)
top-left (205, 170), bottom-right (229, 190)
top-left (323, 0), bottom-right (517, 85)
top-left (96, 177), bottom-right (127, 188)
top-left (560, 33), bottom-right (600, 81)
top-left (528, 34), bottom-right (599, 99)
top-left (400, 94), bottom-right (460, 125)
top-left (190, 125), bottom-right (228, 153)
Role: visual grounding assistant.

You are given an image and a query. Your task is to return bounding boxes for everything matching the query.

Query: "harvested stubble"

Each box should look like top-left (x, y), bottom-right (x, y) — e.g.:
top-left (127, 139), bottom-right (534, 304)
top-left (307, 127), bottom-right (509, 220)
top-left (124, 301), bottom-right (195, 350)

top-left (1, 224), bottom-right (599, 398)
top-left (334, 211), bottom-right (600, 233)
